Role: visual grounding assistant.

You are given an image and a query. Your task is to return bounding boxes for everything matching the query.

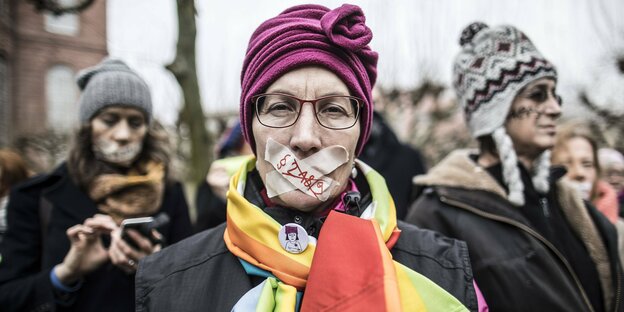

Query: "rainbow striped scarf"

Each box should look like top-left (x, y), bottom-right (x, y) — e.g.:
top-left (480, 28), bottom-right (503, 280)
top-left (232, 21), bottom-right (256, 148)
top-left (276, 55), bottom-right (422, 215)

top-left (224, 157), bottom-right (468, 311)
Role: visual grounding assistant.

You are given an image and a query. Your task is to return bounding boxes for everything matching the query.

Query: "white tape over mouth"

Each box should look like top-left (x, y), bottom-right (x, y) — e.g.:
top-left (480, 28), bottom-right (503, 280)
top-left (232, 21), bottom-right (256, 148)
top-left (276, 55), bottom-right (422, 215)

top-left (264, 138), bottom-right (349, 201)
top-left (93, 139), bottom-right (142, 166)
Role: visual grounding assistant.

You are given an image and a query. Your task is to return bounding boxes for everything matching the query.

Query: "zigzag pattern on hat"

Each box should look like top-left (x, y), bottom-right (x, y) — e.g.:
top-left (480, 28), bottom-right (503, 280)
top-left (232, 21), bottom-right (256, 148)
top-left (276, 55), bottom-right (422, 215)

top-left (464, 58), bottom-right (556, 116)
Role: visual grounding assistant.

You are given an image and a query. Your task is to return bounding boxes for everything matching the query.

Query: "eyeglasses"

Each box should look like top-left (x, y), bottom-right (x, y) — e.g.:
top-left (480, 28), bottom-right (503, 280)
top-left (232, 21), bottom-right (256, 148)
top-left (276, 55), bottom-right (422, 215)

top-left (253, 93), bottom-right (362, 130)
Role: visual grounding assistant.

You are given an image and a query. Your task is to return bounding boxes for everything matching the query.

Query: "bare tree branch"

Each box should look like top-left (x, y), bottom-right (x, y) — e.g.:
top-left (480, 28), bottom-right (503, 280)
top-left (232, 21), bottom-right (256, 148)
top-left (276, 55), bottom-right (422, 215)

top-left (579, 92), bottom-right (622, 126)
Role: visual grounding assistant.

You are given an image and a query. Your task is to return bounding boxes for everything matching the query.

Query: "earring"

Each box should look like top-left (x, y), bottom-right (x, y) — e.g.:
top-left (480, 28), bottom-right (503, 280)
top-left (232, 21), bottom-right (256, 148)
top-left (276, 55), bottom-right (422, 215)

top-left (351, 165), bottom-right (357, 179)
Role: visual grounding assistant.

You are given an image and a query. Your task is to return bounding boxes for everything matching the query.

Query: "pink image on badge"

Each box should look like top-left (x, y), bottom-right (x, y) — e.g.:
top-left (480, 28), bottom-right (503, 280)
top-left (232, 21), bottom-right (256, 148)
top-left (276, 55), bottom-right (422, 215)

top-left (278, 223), bottom-right (309, 254)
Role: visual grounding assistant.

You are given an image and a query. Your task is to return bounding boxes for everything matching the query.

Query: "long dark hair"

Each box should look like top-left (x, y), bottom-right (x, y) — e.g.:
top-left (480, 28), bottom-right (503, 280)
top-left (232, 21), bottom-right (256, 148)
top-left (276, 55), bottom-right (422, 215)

top-left (478, 135), bottom-right (498, 157)
top-left (67, 121), bottom-right (172, 190)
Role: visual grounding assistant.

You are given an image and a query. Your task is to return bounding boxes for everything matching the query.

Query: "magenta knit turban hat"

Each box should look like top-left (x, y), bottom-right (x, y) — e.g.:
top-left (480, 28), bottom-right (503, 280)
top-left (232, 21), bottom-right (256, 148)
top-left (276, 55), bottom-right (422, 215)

top-left (240, 4), bottom-right (378, 156)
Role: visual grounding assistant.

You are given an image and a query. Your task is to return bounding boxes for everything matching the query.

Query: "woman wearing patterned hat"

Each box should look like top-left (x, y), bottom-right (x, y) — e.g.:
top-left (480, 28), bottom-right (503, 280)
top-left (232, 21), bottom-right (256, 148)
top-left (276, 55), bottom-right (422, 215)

top-left (136, 4), bottom-right (482, 312)
top-left (406, 22), bottom-right (623, 311)
top-left (0, 59), bottom-right (192, 311)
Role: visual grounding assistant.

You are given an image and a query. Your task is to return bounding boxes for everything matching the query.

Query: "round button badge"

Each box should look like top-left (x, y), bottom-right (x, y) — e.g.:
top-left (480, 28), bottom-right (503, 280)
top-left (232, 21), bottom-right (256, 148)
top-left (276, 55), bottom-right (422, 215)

top-left (278, 223), bottom-right (309, 254)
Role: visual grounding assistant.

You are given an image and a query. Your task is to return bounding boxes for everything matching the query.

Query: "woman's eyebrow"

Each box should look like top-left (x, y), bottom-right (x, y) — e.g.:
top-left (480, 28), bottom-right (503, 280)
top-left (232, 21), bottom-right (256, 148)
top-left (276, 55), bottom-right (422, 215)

top-left (263, 89), bottom-right (349, 98)
top-left (520, 84), bottom-right (551, 96)
top-left (265, 89), bottom-right (297, 96)
top-left (317, 91), bottom-right (349, 97)
top-left (526, 84), bottom-right (548, 92)
top-left (100, 112), bottom-right (119, 117)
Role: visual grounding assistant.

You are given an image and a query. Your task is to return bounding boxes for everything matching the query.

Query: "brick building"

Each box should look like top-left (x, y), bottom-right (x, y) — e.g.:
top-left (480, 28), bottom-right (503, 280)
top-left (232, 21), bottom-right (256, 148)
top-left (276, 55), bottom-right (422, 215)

top-left (0, 0), bottom-right (107, 147)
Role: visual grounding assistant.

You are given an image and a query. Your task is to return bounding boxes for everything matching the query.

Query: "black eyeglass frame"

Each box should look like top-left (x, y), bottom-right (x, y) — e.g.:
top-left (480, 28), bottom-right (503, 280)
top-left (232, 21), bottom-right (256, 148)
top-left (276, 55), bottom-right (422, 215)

top-left (252, 93), bottom-right (364, 130)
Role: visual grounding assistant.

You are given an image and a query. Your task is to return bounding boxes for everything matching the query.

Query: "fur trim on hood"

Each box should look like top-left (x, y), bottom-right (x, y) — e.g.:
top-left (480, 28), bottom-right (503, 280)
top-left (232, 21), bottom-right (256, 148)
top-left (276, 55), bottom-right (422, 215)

top-left (413, 150), bottom-right (507, 199)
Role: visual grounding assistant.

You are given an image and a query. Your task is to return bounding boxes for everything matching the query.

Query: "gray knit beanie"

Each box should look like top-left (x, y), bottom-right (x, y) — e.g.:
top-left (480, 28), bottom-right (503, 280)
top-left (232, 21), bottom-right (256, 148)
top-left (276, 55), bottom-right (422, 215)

top-left (76, 59), bottom-right (152, 123)
top-left (453, 22), bottom-right (557, 206)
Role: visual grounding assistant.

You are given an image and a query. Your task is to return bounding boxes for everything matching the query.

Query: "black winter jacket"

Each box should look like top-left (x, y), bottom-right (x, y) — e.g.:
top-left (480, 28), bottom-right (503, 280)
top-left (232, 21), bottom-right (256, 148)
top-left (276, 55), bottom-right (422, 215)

top-left (0, 163), bottom-right (193, 312)
top-left (359, 111), bottom-right (426, 219)
top-left (136, 221), bottom-right (477, 311)
top-left (406, 151), bottom-right (624, 312)
top-left (136, 164), bottom-right (478, 311)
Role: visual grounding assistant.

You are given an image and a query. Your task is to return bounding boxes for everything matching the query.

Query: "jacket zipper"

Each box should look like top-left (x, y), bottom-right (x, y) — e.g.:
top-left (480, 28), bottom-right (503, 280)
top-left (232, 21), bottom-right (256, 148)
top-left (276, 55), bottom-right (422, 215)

top-left (439, 195), bottom-right (596, 312)
top-left (614, 256), bottom-right (621, 312)
top-left (539, 197), bottom-right (550, 218)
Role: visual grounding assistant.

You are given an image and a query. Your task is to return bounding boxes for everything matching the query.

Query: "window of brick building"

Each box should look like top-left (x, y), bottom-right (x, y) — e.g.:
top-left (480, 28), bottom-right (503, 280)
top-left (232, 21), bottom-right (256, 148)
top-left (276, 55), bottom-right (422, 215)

top-left (44, 0), bottom-right (80, 36)
top-left (0, 0), bottom-right (10, 24)
top-left (46, 65), bottom-right (79, 131)
top-left (0, 55), bottom-right (8, 145)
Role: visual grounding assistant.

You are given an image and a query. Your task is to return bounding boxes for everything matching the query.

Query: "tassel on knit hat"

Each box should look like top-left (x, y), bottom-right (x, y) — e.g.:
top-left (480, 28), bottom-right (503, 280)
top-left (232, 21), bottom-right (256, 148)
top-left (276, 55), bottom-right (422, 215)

top-left (453, 22), bottom-right (557, 206)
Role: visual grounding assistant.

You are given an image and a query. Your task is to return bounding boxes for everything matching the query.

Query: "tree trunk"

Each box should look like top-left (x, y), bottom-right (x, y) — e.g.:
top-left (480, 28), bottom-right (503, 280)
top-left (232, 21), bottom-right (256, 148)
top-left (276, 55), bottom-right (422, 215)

top-left (167, 0), bottom-right (211, 185)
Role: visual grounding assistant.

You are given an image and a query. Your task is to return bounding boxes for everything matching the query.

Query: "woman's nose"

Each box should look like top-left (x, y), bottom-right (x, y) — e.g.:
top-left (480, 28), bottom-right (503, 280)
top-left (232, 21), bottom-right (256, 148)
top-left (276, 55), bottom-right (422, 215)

top-left (111, 121), bottom-right (131, 143)
top-left (289, 104), bottom-right (322, 156)
top-left (543, 95), bottom-right (562, 119)
top-left (569, 163), bottom-right (587, 181)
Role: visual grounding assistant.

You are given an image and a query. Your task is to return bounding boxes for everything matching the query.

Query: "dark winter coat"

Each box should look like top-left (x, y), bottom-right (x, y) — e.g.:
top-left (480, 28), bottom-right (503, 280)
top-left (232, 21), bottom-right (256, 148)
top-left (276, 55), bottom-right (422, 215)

top-left (0, 163), bottom-right (193, 312)
top-left (359, 111), bottom-right (426, 219)
top-left (136, 220), bottom-right (478, 312)
top-left (193, 180), bottom-right (227, 233)
top-left (406, 150), bottom-right (624, 312)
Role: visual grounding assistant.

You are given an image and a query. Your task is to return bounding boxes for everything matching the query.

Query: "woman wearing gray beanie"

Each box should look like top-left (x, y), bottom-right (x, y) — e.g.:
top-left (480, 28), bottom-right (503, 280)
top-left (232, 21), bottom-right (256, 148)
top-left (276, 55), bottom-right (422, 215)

top-left (0, 58), bottom-right (192, 311)
top-left (406, 22), bottom-right (624, 311)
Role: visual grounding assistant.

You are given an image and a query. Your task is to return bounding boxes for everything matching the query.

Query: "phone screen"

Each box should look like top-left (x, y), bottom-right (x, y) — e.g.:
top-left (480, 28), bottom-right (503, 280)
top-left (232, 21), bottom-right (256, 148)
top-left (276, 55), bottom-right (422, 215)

top-left (121, 217), bottom-right (154, 249)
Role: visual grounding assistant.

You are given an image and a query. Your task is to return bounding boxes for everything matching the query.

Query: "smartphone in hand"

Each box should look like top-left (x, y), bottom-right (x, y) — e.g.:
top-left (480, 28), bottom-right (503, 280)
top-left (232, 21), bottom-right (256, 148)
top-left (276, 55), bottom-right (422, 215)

top-left (120, 213), bottom-right (169, 249)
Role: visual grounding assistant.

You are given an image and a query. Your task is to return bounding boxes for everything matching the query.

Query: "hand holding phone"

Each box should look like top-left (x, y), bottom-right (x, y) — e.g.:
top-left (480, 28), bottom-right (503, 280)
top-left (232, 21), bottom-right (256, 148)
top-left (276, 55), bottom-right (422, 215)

top-left (120, 213), bottom-right (170, 249)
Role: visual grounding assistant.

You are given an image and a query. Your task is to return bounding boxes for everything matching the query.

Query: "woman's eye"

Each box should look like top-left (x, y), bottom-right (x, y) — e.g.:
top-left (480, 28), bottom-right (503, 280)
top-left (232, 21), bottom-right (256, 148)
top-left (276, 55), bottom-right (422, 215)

top-left (582, 161), bottom-right (595, 169)
top-left (528, 90), bottom-right (548, 102)
top-left (128, 118), bottom-right (145, 129)
top-left (100, 115), bottom-right (118, 126)
top-left (317, 97), bottom-right (353, 117)
top-left (321, 105), bottom-right (348, 115)
top-left (508, 106), bottom-right (534, 119)
top-left (262, 100), bottom-right (297, 117)
top-left (267, 102), bottom-right (295, 112)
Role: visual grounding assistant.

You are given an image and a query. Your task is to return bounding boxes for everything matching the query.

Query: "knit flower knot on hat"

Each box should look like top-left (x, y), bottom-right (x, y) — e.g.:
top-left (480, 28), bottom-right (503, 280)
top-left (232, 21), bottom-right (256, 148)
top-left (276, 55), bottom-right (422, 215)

top-left (76, 58), bottom-right (153, 123)
top-left (453, 22), bottom-right (558, 206)
top-left (320, 5), bottom-right (373, 51)
top-left (239, 4), bottom-right (378, 156)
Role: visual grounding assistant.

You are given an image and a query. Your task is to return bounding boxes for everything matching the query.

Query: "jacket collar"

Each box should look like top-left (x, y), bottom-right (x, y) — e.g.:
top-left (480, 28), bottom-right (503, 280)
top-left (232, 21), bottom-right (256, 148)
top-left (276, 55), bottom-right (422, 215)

top-left (41, 163), bottom-right (99, 222)
top-left (414, 150), bottom-right (567, 225)
top-left (414, 150), bottom-right (508, 198)
top-left (415, 150), bottom-right (567, 197)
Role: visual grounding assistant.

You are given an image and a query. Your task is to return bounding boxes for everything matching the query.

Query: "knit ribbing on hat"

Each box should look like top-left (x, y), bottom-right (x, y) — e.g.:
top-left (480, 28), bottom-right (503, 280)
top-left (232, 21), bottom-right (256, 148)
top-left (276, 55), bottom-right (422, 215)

top-left (239, 4), bottom-right (378, 156)
top-left (77, 59), bottom-right (152, 123)
top-left (532, 150), bottom-right (551, 194)
top-left (492, 128), bottom-right (525, 206)
top-left (453, 23), bottom-right (557, 139)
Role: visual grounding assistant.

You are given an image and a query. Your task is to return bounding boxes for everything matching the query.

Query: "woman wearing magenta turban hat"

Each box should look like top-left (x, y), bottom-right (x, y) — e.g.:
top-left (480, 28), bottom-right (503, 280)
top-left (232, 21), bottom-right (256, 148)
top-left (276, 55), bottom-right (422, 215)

top-left (136, 4), bottom-right (483, 311)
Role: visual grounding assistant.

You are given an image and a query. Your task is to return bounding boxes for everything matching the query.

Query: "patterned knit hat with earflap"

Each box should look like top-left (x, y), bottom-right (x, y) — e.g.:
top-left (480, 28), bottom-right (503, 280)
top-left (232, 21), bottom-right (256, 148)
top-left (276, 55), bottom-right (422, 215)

top-left (453, 22), bottom-right (557, 206)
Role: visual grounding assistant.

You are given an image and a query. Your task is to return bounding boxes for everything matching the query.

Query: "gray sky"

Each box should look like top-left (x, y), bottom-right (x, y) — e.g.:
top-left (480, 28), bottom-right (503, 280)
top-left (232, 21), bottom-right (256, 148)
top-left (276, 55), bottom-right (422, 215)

top-left (107, 0), bottom-right (624, 125)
